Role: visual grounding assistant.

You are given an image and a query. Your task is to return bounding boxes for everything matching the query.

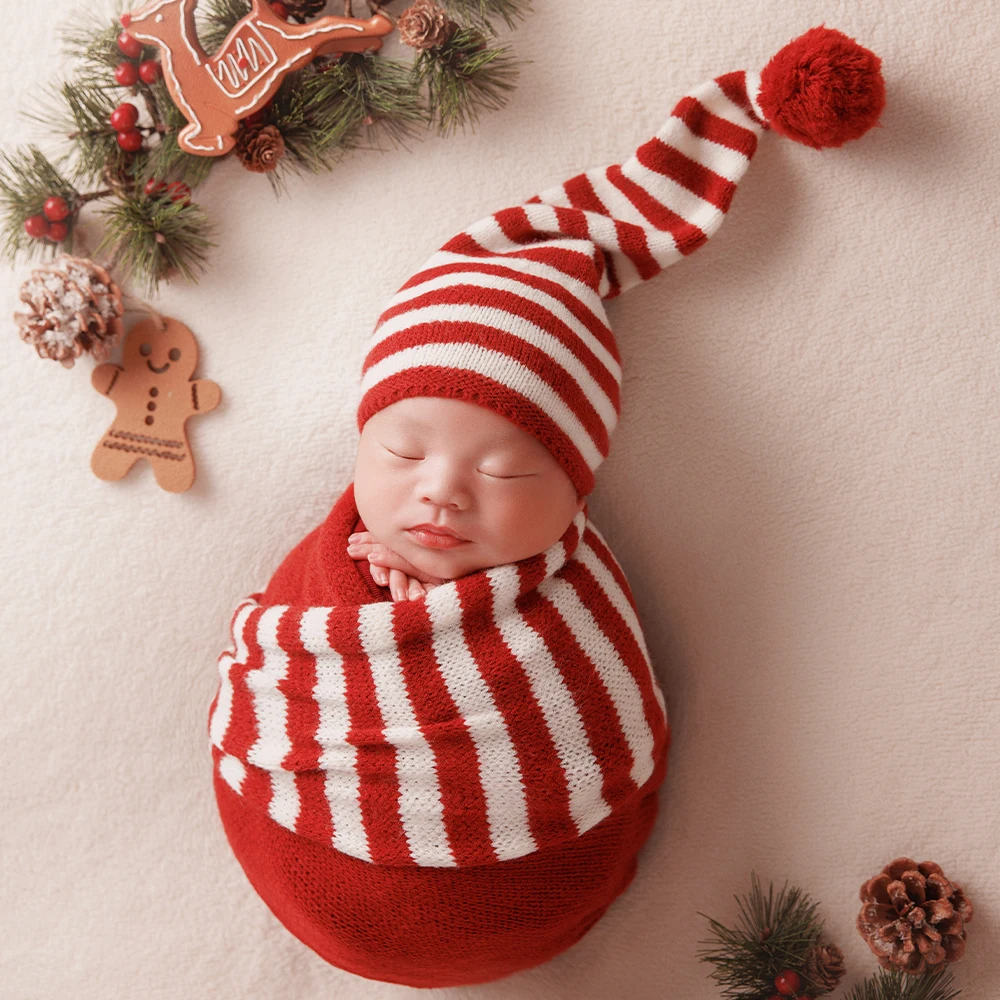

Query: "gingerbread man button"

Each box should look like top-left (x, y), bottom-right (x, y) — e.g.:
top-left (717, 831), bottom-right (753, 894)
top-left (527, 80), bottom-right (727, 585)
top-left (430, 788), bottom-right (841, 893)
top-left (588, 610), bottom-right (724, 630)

top-left (91, 316), bottom-right (220, 492)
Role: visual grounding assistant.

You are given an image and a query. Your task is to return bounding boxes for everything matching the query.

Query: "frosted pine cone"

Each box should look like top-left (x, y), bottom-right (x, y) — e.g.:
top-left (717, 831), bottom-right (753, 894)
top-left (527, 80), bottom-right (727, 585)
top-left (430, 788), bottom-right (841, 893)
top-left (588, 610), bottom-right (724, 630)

top-left (397, 0), bottom-right (458, 49)
top-left (14, 255), bottom-right (124, 368)
top-left (857, 858), bottom-right (974, 974)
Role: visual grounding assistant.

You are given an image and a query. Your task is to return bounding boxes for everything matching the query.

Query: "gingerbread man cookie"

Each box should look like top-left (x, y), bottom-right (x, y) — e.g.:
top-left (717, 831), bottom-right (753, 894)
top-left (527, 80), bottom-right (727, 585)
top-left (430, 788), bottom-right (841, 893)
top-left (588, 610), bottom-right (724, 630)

top-left (91, 316), bottom-right (220, 492)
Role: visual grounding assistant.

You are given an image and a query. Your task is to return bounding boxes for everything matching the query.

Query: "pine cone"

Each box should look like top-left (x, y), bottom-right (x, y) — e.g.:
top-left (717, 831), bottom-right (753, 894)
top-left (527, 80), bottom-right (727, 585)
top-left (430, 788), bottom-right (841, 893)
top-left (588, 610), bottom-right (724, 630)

top-left (283, 0), bottom-right (327, 20)
top-left (14, 255), bottom-right (124, 368)
top-left (234, 123), bottom-right (285, 173)
top-left (397, 0), bottom-right (458, 49)
top-left (857, 858), bottom-right (973, 974)
top-left (804, 943), bottom-right (845, 991)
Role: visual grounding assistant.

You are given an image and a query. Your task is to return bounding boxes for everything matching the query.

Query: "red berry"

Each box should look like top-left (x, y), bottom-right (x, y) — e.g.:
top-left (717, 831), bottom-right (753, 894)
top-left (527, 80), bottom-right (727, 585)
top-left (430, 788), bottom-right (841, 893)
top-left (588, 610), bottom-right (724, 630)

top-left (110, 102), bottom-right (140, 130)
top-left (46, 221), bottom-right (69, 241)
top-left (114, 61), bottom-right (139, 87)
top-left (117, 128), bottom-right (144, 152)
top-left (138, 59), bottom-right (162, 84)
top-left (166, 181), bottom-right (192, 206)
top-left (120, 13), bottom-right (131, 28)
top-left (144, 177), bottom-right (168, 196)
top-left (43, 196), bottom-right (70, 222)
top-left (271, 2), bottom-right (290, 18)
top-left (117, 31), bottom-right (143, 59)
top-left (775, 971), bottom-right (803, 995)
top-left (24, 214), bottom-right (49, 239)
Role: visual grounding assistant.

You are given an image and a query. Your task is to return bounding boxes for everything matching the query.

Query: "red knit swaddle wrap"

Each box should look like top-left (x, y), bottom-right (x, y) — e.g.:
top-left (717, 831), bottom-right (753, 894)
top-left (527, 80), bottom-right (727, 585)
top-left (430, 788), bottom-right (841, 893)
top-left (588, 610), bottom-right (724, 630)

top-left (208, 482), bottom-right (670, 986)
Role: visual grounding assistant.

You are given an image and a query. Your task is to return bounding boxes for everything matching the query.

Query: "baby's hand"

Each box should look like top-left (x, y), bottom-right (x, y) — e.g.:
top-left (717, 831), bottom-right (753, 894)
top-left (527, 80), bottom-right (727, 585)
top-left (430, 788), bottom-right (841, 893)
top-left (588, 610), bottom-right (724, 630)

top-left (346, 532), bottom-right (448, 602)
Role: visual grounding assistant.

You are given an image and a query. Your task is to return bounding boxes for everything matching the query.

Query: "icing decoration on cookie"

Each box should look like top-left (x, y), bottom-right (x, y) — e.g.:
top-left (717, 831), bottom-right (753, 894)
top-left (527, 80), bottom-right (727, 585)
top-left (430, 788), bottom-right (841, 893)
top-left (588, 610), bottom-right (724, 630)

top-left (90, 316), bottom-right (221, 492)
top-left (124, 0), bottom-right (393, 156)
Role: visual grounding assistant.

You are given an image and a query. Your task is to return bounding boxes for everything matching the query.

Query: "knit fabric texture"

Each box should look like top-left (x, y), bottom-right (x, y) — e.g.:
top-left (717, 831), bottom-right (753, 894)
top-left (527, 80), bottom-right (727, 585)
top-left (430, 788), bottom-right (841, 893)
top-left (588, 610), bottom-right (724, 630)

top-left (356, 69), bottom-right (770, 498)
top-left (208, 482), bottom-right (670, 985)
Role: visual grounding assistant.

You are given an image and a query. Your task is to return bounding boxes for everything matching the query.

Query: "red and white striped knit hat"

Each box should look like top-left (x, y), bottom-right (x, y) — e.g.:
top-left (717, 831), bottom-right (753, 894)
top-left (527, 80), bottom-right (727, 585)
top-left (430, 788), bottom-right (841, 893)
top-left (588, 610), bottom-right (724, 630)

top-left (356, 25), bottom-right (885, 499)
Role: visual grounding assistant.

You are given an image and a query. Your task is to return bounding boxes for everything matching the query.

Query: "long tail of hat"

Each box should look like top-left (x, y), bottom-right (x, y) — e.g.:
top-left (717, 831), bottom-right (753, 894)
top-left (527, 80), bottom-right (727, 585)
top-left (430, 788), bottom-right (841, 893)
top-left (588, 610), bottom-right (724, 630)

top-left (409, 25), bottom-right (885, 302)
top-left (359, 26), bottom-right (885, 499)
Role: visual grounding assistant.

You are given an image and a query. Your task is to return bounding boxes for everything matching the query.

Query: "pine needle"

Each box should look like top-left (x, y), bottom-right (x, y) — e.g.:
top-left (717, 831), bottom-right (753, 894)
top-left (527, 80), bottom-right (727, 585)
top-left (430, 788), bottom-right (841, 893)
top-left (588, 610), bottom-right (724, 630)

top-left (414, 28), bottom-right (524, 136)
top-left (23, 80), bottom-right (130, 187)
top-left (441, 0), bottom-right (533, 36)
top-left (842, 968), bottom-right (961, 1000)
top-left (696, 872), bottom-right (828, 998)
top-left (96, 193), bottom-right (216, 295)
top-left (0, 146), bottom-right (78, 265)
top-left (197, 0), bottom-right (252, 56)
top-left (59, 1), bottom-right (129, 70)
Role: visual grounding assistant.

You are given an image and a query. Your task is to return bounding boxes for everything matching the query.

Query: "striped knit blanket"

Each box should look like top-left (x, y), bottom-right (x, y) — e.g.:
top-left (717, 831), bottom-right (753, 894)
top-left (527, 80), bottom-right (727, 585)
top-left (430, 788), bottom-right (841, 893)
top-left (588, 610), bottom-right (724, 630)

top-left (208, 482), bottom-right (669, 869)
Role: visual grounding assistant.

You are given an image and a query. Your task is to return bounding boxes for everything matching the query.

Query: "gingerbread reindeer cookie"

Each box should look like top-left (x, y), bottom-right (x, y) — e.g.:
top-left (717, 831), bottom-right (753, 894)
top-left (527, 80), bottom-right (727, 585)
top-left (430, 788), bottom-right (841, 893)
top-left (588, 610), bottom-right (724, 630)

top-left (91, 316), bottom-right (220, 492)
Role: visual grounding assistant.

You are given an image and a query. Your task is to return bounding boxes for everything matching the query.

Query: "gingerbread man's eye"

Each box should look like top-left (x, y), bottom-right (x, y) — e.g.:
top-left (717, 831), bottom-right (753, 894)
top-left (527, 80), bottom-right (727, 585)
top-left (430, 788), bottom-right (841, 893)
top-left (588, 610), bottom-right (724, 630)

top-left (140, 343), bottom-right (152, 356)
top-left (168, 348), bottom-right (181, 361)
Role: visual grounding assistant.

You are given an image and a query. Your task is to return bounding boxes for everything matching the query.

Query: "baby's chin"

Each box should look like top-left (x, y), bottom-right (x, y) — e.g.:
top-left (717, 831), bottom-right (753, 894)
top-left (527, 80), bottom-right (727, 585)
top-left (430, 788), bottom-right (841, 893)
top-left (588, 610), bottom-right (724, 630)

top-left (395, 530), bottom-right (482, 580)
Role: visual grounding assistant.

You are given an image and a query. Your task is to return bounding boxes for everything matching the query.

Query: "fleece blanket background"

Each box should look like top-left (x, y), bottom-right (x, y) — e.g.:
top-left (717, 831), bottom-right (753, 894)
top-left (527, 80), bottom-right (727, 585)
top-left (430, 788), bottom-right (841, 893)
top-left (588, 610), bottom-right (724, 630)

top-left (2, 1), bottom-right (997, 997)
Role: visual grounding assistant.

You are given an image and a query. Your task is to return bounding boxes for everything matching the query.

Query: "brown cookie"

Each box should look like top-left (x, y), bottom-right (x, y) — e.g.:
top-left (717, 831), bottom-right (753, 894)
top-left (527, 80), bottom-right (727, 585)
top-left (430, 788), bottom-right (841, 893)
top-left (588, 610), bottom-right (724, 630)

top-left (124, 1), bottom-right (393, 156)
top-left (90, 316), bottom-right (220, 493)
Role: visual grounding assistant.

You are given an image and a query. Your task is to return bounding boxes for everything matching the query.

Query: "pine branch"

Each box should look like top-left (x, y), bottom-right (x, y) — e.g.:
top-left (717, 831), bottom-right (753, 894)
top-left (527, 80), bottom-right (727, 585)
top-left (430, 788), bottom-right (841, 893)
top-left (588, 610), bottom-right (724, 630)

top-left (440, 0), bottom-right (533, 36)
top-left (290, 53), bottom-right (428, 160)
top-left (59, 1), bottom-right (130, 70)
top-left (197, 0), bottom-right (252, 56)
top-left (23, 79), bottom-right (132, 188)
top-left (0, 146), bottom-right (79, 265)
top-left (696, 872), bottom-right (829, 999)
top-left (414, 28), bottom-right (523, 135)
top-left (842, 967), bottom-right (961, 1000)
top-left (96, 192), bottom-right (216, 295)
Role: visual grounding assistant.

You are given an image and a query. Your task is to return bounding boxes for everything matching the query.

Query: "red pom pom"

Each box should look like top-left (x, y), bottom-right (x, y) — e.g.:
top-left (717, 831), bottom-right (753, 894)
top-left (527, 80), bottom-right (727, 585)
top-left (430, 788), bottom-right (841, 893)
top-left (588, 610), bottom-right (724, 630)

top-left (757, 25), bottom-right (885, 150)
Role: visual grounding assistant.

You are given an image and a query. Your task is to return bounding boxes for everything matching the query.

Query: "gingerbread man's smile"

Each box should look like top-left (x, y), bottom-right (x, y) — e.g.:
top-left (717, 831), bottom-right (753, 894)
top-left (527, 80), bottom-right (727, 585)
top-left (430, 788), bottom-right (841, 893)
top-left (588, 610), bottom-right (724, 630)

top-left (148, 360), bottom-right (171, 374)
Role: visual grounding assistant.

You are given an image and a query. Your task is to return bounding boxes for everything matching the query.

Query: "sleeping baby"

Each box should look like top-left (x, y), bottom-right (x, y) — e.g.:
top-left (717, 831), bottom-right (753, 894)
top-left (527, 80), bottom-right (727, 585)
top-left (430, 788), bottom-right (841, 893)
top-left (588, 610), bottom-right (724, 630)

top-left (207, 24), bottom-right (884, 989)
top-left (346, 394), bottom-right (585, 602)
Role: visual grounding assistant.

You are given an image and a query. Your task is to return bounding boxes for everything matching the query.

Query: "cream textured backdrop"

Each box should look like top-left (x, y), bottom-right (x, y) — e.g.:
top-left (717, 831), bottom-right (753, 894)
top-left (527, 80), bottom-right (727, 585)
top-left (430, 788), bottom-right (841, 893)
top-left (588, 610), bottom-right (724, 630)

top-left (2, 1), bottom-right (998, 997)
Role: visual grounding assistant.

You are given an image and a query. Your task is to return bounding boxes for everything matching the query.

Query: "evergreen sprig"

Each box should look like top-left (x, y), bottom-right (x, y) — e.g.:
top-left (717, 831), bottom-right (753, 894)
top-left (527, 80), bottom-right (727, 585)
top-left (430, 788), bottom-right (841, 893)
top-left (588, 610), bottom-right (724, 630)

top-left (59, 0), bottom-right (130, 70)
top-left (24, 80), bottom-right (130, 187)
top-left (1, 0), bottom-right (530, 293)
top-left (96, 193), bottom-right (216, 295)
top-left (696, 871), bottom-right (831, 999)
top-left (195, 0), bottom-right (252, 56)
top-left (414, 27), bottom-right (522, 135)
top-left (440, 0), bottom-right (533, 36)
top-left (843, 968), bottom-right (961, 1000)
top-left (0, 147), bottom-right (79, 265)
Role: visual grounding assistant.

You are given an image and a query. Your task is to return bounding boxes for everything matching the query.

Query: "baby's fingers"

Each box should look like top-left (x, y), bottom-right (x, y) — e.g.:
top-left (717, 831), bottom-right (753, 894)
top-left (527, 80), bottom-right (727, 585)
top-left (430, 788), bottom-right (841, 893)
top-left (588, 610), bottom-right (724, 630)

top-left (388, 567), bottom-right (409, 602)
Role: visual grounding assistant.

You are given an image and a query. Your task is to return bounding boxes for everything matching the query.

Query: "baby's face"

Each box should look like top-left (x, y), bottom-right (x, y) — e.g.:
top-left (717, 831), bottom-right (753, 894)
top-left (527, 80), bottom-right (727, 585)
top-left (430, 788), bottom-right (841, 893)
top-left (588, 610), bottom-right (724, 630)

top-left (353, 396), bottom-right (585, 581)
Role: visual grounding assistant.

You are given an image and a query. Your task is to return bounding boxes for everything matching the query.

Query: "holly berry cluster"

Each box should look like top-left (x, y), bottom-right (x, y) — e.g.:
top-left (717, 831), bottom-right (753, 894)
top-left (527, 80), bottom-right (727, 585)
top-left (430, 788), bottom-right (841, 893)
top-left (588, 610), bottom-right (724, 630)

top-left (769, 968), bottom-right (812, 1000)
top-left (112, 19), bottom-right (162, 154)
top-left (22, 196), bottom-right (71, 243)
